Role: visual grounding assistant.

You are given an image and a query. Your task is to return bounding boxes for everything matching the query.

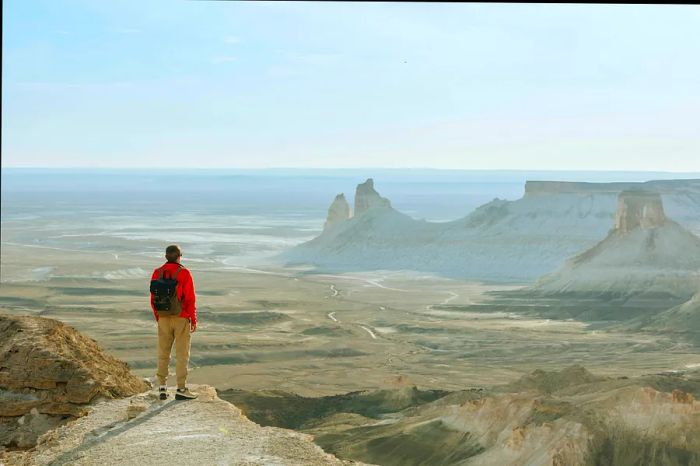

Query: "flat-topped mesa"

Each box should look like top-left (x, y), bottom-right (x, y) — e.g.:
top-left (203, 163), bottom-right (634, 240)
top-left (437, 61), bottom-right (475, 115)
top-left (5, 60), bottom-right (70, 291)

top-left (525, 181), bottom-right (624, 196)
top-left (524, 179), bottom-right (700, 197)
top-left (354, 178), bottom-right (391, 217)
top-left (614, 190), bottom-right (667, 234)
top-left (324, 193), bottom-right (351, 231)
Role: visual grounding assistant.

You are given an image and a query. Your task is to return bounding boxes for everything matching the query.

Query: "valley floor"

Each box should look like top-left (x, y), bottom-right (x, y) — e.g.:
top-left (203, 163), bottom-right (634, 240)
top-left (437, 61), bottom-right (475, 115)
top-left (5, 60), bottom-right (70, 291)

top-left (1, 242), bottom-right (698, 397)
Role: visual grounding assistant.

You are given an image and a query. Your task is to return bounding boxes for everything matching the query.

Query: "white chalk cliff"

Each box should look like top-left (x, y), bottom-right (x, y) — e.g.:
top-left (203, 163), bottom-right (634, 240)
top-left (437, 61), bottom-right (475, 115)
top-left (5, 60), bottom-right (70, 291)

top-left (322, 179), bottom-right (392, 232)
top-left (281, 179), bottom-right (700, 282)
top-left (534, 190), bottom-right (700, 297)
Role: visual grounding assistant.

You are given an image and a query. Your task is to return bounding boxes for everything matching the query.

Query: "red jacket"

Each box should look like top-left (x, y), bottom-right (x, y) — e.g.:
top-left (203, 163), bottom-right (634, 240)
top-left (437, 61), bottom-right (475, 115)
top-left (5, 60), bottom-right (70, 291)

top-left (150, 262), bottom-right (197, 325)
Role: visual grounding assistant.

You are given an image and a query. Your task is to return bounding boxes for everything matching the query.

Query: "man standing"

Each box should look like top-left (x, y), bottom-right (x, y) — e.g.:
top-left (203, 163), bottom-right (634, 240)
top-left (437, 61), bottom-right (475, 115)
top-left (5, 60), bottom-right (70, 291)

top-left (150, 244), bottom-right (198, 400)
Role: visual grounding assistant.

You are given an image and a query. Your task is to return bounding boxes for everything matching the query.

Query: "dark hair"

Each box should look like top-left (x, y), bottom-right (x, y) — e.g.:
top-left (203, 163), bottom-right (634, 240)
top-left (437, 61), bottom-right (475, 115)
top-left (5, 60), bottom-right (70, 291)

top-left (165, 244), bottom-right (182, 262)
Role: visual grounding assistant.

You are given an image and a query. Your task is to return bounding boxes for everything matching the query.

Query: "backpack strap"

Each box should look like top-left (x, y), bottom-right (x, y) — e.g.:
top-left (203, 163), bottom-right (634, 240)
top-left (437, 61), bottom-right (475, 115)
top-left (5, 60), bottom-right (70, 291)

top-left (158, 264), bottom-right (182, 280)
top-left (171, 265), bottom-right (184, 300)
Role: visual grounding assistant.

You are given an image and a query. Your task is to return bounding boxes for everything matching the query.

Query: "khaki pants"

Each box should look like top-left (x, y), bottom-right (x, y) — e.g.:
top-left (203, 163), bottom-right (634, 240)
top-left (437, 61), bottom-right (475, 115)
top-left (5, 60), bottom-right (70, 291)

top-left (156, 316), bottom-right (191, 389)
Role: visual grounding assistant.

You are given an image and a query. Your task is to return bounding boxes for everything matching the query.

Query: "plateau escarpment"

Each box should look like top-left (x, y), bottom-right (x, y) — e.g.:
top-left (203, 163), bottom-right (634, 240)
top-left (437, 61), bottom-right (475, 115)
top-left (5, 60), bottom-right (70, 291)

top-left (524, 178), bottom-right (700, 197)
top-left (281, 178), bottom-right (700, 282)
top-left (534, 190), bottom-right (700, 298)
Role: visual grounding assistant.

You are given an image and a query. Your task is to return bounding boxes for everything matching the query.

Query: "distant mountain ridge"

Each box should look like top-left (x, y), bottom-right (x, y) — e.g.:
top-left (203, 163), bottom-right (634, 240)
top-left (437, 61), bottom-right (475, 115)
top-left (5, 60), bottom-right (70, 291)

top-left (280, 178), bottom-right (700, 282)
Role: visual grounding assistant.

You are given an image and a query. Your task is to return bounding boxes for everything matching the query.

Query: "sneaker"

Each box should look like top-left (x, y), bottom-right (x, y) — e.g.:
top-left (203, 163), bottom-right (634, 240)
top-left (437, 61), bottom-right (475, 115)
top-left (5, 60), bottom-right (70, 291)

top-left (175, 387), bottom-right (198, 400)
top-left (159, 386), bottom-right (168, 400)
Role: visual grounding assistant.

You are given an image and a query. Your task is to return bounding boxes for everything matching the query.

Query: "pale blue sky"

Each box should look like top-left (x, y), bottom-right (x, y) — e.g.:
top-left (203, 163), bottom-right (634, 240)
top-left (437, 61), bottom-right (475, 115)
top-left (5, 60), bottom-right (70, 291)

top-left (3, 1), bottom-right (699, 170)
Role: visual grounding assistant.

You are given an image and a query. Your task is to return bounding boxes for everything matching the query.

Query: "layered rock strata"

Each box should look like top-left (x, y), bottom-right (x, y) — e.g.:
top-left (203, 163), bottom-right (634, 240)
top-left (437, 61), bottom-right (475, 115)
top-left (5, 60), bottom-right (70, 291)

top-left (534, 190), bottom-right (700, 297)
top-left (0, 314), bottom-right (149, 449)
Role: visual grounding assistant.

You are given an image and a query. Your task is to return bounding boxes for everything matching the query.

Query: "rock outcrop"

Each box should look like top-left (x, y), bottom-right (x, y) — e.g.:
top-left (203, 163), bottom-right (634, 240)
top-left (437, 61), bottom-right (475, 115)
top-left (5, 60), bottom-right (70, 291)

top-left (353, 178), bottom-right (391, 217)
top-left (324, 194), bottom-right (351, 231)
top-left (0, 315), bottom-right (367, 465)
top-left (534, 190), bottom-right (700, 297)
top-left (2, 385), bottom-right (368, 466)
top-left (503, 365), bottom-right (603, 394)
top-left (0, 314), bottom-right (149, 449)
top-left (614, 190), bottom-right (666, 234)
top-left (281, 178), bottom-right (700, 283)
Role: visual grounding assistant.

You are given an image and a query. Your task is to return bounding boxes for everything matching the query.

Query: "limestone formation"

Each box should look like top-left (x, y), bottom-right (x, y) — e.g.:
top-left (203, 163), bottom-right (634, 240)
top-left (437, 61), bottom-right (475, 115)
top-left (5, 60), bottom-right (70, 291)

top-left (353, 178), bottom-right (391, 217)
top-left (614, 190), bottom-right (666, 234)
top-left (534, 190), bottom-right (700, 296)
top-left (324, 193), bottom-right (351, 231)
top-left (282, 178), bottom-right (700, 283)
top-left (0, 314), bottom-right (149, 448)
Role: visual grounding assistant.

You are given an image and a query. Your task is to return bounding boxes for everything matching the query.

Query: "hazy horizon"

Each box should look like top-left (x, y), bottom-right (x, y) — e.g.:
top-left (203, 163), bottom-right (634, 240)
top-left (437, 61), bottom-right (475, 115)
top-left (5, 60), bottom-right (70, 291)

top-left (4, 167), bottom-right (700, 174)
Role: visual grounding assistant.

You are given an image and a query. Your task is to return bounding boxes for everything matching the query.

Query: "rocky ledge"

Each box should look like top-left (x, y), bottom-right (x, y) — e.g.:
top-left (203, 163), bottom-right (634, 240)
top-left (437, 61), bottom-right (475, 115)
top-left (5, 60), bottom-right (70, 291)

top-left (0, 314), bottom-right (366, 466)
top-left (0, 314), bottom-right (148, 449)
top-left (2, 385), bottom-right (367, 466)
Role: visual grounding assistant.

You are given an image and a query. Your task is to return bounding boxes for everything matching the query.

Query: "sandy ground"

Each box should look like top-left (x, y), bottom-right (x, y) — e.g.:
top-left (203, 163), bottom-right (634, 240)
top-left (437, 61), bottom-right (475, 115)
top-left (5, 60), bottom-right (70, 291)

top-left (1, 242), bottom-right (699, 397)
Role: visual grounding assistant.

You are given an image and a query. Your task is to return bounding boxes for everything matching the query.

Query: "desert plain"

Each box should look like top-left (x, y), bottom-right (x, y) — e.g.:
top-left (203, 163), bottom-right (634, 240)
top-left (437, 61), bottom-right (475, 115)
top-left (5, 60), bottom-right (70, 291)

top-left (2, 240), bottom-right (697, 397)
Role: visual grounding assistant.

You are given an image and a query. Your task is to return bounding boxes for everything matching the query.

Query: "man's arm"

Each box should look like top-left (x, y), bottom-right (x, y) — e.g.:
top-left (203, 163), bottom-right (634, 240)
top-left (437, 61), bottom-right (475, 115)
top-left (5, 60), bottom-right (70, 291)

top-left (181, 269), bottom-right (197, 331)
top-left (150, 269), bottom-right (159, 321)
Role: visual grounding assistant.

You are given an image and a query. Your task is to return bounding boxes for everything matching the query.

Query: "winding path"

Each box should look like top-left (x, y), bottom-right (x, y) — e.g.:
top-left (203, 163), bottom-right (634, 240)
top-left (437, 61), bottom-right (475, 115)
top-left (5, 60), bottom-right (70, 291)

top-left (359, 325), bottom-right (378, 339)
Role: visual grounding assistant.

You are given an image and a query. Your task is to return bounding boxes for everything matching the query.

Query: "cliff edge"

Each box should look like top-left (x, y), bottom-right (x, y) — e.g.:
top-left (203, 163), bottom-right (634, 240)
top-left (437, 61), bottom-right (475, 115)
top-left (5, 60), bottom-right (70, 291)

top-left (3, 385), bottom-right (367, 466)
top-left (0, 315), bottom-right (367, 466)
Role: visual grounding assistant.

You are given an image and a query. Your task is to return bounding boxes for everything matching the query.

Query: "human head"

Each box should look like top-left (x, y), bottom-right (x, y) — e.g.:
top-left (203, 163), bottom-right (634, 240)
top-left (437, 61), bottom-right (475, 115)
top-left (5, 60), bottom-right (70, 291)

top-left (165, 244), bottom-right (182, 263)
